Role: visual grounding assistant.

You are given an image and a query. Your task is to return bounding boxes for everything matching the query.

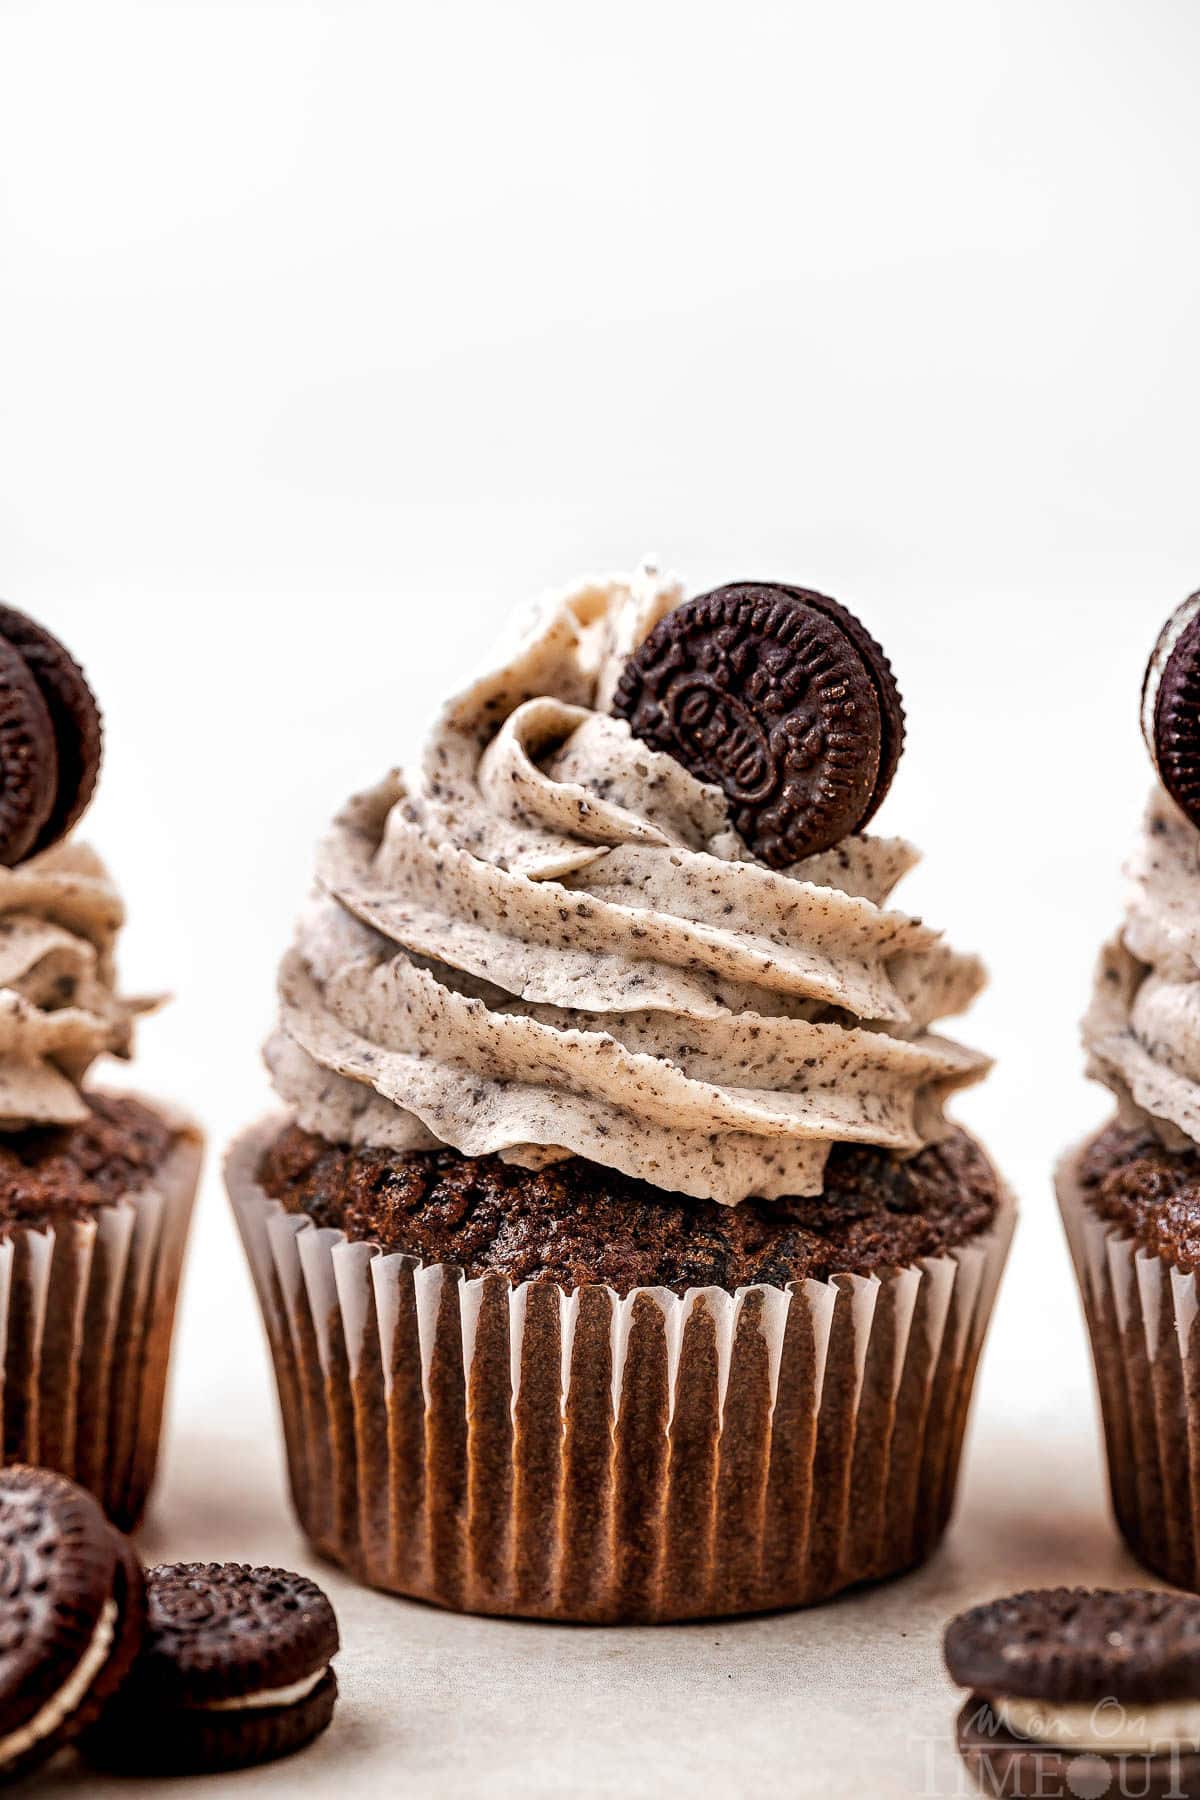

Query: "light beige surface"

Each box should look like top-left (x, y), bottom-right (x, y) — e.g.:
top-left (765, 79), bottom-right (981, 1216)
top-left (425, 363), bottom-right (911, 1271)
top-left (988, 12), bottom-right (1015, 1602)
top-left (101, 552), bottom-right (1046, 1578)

top-left (0, 570), bottom-right (1163, 1797)
top-left (16, 1133), bottom-right (1142, 1800)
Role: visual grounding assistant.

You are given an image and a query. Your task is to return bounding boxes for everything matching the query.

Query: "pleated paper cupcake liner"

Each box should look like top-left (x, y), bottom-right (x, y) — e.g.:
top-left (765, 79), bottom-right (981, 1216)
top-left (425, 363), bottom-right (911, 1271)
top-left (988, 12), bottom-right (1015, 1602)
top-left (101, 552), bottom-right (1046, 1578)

top-left (1, 1093), bottom-right (202, 1532)
top-left (230, 1118), bottom-right (1015, 1624)
top-left (1059, 1142), bottom-right (1200, 1592)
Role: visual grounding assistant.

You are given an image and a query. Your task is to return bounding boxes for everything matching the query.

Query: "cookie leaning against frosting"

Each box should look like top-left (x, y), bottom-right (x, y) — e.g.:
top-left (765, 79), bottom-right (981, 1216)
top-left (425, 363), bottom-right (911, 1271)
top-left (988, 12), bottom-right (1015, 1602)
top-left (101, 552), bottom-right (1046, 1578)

top-left (228, 562), bottom-right (1014, 1623)
top-left (1060, 591), bottom-right (1200, 1597)
top-left (0, 604), bottom-right (203, 1530)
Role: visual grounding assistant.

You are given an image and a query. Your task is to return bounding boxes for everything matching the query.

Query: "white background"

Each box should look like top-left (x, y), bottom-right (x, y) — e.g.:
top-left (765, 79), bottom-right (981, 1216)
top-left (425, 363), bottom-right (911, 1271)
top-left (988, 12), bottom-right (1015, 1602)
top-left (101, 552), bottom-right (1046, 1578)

top-left (2, 2), bottom-right (1198, 1794)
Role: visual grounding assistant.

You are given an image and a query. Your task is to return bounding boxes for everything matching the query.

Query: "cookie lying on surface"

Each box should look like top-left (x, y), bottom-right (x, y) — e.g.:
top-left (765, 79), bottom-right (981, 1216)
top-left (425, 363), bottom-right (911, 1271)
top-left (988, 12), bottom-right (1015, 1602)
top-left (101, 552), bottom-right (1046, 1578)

top-left (0, 1464), bottom-right (145, 1785)
top-left (82, 1561), bottom-right (340, 1775)
top-left (946, 1588), bottom-right (1200, 1800)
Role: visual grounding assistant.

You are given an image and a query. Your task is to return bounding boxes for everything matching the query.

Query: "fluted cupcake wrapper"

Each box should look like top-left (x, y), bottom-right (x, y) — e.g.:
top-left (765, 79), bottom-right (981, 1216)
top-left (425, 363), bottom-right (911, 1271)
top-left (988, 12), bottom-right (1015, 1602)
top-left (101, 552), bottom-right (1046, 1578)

top-left (0, 1094), bottom-right (202, 1531)
top-left (1059, 1143), bottom-right (1200, 1592)
top-left (229, 1119), bottom-right (1014, 1623)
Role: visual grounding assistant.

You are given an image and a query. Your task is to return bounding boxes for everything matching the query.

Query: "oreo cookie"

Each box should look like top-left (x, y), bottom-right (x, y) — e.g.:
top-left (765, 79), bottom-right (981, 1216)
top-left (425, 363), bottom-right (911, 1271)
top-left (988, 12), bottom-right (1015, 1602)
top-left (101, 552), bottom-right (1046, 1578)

top-left (0, 605), bottom-right (103, 857)
top-left (0, 640), bottom-right (58, 869)
top-left (0, 1464), bottom-right (145, 1784)
top-left (946, 1588), bottom-right (1200, 1800)
top-left (612, 582), bottom-right (905, 867)
top-left (1143, 592), bottom-right (1200, 829)
top-left (82, 1561), bottom-right (340, 1775)
top-left (0, 605), bottom-right (102, 867)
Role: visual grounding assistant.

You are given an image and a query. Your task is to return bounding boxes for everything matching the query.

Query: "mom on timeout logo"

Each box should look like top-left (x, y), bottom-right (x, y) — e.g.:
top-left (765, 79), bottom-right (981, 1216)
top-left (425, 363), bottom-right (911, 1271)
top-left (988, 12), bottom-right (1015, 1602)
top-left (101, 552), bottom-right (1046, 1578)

top-left (907, 1696), bottom-right (1200, 1799)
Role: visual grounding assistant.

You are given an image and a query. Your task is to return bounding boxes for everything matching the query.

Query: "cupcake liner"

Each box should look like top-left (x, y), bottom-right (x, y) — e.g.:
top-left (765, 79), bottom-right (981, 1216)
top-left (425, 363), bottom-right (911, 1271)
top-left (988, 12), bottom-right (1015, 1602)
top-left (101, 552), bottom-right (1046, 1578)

top-left (229, 1118), bottom-right (1014, 1623)
top-left (1059, 1142), bottom-right (1200, 1591)
top-left (0, 1093), bottom-right (202, 1531)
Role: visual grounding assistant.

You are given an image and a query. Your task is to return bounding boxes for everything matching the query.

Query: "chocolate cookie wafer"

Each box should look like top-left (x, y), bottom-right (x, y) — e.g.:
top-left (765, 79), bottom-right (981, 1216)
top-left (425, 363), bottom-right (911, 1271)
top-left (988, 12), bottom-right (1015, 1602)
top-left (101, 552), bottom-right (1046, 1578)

top-left (0, 1465), bottom-right (145, 1784)
top-left (613, 581), bottom-right (904, 866)
top-left (82, 1561), bottom-right (339, 1775)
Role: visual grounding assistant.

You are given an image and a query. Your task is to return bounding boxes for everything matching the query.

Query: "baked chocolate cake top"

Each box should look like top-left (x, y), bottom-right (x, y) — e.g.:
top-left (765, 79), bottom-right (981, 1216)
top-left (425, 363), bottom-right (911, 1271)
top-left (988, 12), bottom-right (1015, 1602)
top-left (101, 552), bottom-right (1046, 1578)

top-left (0, 1093), bottom-right (180, 1231)
top-left (258, 1123), bottom-right (1000, 1295)
top-left (268, 563), bottom-right (989, 1210)
top-left (1078, 1120), bottom-right (1200, 1271)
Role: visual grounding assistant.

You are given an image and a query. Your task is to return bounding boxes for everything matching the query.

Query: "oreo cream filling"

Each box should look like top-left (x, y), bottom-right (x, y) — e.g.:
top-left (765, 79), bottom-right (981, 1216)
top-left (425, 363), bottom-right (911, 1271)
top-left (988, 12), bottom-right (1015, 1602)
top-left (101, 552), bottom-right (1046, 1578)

top-left (0, 1597), bottom-right (116, 1761)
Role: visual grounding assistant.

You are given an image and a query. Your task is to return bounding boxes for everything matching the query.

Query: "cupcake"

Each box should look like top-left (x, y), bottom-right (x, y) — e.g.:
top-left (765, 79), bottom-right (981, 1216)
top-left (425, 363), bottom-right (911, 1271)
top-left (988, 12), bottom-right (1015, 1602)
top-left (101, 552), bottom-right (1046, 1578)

top-left (0, 606), bottom-right (201, 1529)
top-left (1060, 592), bottom-right (1200, 1592)
top-left (229, 567), bottom-right (1013, 1622)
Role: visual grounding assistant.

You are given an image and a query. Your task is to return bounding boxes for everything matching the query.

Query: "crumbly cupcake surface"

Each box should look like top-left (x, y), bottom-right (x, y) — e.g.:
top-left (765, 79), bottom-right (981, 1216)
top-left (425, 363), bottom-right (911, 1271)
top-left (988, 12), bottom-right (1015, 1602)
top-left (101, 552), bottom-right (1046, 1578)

top-left (259, 1122), bottom-right (999, 1295)
top-left (1078, 1121), bottom-right (1200, 1271)
top-left (0, 1094), bottom-right (180, 1230)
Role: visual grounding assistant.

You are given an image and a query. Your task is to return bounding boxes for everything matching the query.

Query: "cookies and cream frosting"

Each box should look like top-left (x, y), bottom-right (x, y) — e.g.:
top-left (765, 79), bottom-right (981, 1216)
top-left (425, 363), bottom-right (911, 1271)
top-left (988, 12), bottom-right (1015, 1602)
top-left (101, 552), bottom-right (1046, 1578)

top-left (268, 566), bottom-right (990, 1206)
top-left (0, 841), bottom-right (148, 1130)
top-left (1085, 784), bottom-right (1200, 1150)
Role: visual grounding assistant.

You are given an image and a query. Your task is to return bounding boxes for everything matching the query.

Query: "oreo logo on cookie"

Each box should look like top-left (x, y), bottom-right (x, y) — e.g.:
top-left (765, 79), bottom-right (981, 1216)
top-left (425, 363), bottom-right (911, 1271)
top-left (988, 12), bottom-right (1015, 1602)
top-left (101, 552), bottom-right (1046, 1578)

top-left (612, 582), bottom-right (905, 867)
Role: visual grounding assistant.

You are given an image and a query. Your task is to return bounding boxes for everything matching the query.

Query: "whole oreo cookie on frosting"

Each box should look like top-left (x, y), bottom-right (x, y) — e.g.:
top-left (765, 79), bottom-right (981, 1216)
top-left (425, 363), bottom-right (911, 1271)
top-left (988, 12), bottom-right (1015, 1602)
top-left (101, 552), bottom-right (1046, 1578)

top-left (0, 604), bottom-right (103, 857)
top-left (0, 604), bottom-right (103, 867)
top-left (1142, 591), bottom-right (1200, 829)
top-left (612, 582), bottom-right (905, 866)
top-left (81, 1561), bottom-right (339, 1776)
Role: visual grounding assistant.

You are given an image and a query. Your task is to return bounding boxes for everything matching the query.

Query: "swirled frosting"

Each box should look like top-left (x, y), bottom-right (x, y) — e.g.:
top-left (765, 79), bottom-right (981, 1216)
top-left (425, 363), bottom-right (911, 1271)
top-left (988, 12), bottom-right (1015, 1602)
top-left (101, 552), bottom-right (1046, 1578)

top-left (1085, 785), bottom-right (1200, 1149)
top-left (0, 840), bottom-right (148, 1129)
top-left (268, 567), bottom-right (990, 1205)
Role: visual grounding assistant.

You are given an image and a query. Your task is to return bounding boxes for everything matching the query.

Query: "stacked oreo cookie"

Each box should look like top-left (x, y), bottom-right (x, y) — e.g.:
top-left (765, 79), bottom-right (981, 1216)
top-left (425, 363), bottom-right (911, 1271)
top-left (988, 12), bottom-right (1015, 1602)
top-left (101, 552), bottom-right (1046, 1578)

top-left (0, 1465), bottom-right (339, 1784)
top-left (947, 1588), bottom-right (1200, 1799)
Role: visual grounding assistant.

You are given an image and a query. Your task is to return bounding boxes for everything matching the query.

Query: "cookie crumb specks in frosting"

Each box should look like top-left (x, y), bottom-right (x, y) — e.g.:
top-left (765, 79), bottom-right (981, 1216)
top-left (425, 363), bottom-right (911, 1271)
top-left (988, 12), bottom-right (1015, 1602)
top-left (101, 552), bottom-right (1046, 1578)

top-left (0, 608), bottom-right (149, 1131)
top-left (0, 844), bottom-right (150, 1129)
top-left (268, 567), bottom-right (990, 1206)
top-left (1084, 786), bottom-right (1200, 1151)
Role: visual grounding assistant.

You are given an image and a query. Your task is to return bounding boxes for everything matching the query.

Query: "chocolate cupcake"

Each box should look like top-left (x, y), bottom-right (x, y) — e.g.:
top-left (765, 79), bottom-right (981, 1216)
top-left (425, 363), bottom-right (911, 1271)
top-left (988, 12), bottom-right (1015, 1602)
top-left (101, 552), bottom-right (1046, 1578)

top-left (228, 564), bottom-right (1013, 1622)
top-left (0, 607), bottom-right (201, 1529)
top-left (1058, 593), bottom-right (1200, 1592)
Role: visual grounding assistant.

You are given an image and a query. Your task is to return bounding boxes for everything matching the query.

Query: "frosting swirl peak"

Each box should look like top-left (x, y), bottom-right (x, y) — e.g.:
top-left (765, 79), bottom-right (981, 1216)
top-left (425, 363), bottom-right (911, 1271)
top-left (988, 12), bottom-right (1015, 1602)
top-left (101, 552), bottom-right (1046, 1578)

top-left (268, 568), bottom-right (990, 1205)
top-left (1084, 784), bottom-right (1200, 1149)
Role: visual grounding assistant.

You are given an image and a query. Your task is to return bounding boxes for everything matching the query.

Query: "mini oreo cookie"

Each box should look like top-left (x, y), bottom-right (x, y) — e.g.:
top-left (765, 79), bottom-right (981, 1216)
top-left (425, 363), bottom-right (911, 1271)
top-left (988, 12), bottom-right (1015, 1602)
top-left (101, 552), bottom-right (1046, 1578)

top-left (947, 1589), bottom-right (1200, 1800)
top-left (0, 605), bottom-right (102, 857)
top-left (612, 582), bottom-right (905, 866)
top-left (82, 1561), bottom-right (339, 1776)
top-left (0, 1464), bottom-right (145, 1784)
